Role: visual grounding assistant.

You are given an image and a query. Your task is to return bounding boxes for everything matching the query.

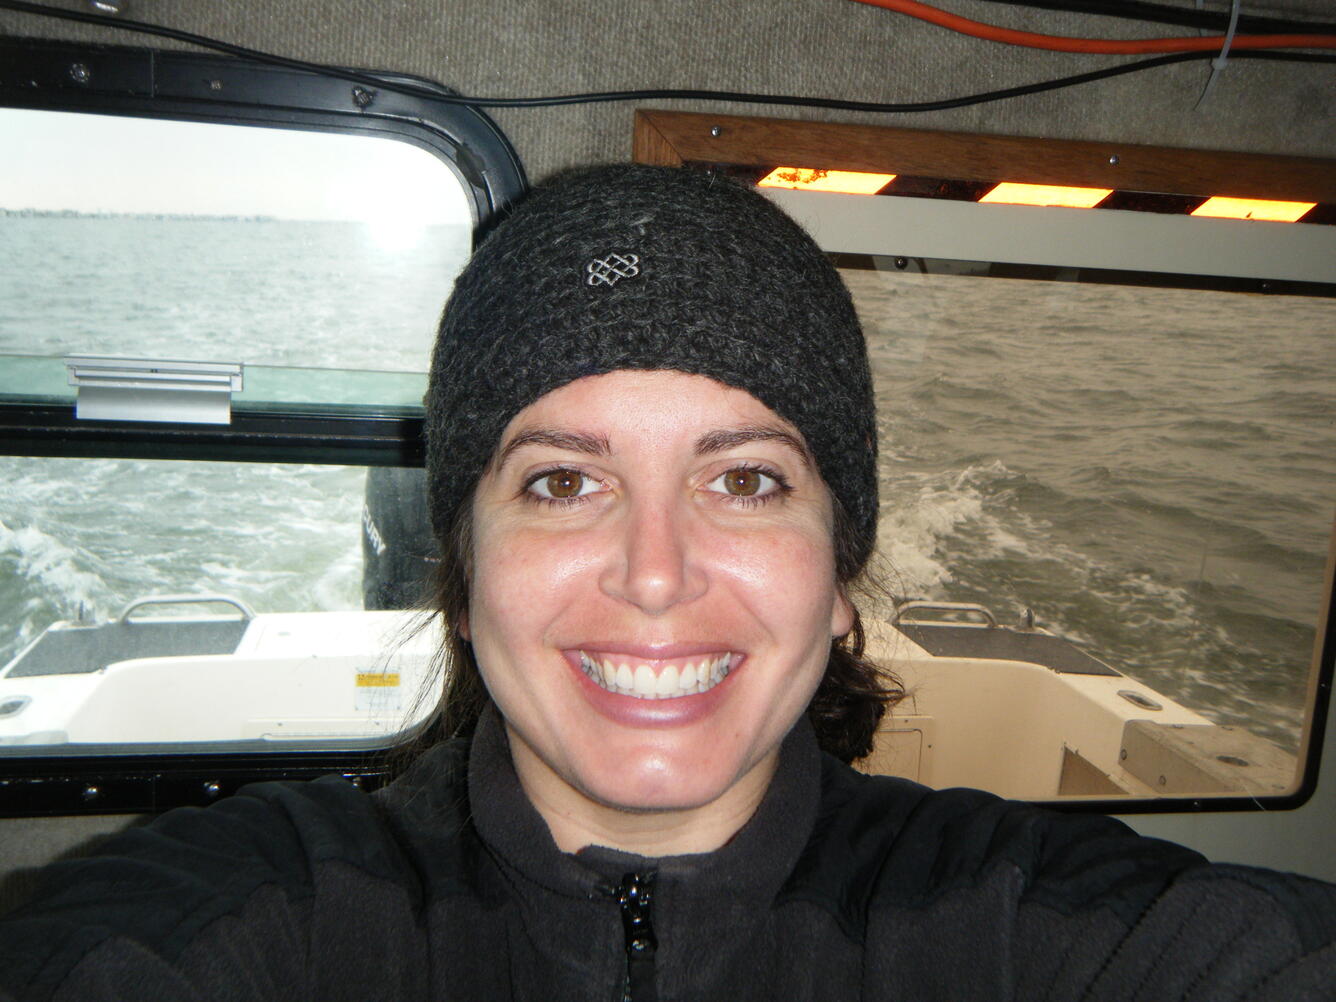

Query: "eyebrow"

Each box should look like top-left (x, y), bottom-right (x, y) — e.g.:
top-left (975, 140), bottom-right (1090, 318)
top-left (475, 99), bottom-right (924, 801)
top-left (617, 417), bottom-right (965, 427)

top-left (494, 429), bottom-right (611, 471)
top-left (493, 424), bottom-right (813, 472)
top-left (694, 426), bottom-right (813, 469)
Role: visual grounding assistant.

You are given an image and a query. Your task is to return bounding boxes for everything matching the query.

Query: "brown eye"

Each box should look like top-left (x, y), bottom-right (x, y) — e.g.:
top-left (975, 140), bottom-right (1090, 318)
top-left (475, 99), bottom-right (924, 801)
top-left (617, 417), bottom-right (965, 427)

top-left (723, 469), bottom-right (762, 496)
top-left (707, 467), bottom-right (784, 502)
top-left (544, 470), bottom-right (585, 498)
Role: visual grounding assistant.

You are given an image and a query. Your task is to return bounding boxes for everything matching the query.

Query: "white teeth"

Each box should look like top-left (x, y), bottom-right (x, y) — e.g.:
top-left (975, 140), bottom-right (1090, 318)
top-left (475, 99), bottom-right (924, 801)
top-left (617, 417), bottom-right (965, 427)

top-left (632, 663), bottom-right (656, 698)
top-left (679, 661), bottom-right (698, 690)
top-left (579, 651), bottom-right (734, 699)
top-left (655, 663), bottom-right (679, 696)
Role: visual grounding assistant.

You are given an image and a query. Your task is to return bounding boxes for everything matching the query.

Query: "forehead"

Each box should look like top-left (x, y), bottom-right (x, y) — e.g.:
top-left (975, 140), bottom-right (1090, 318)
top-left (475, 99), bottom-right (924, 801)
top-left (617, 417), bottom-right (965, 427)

top-left (497, 370), bottom-right (805, 453)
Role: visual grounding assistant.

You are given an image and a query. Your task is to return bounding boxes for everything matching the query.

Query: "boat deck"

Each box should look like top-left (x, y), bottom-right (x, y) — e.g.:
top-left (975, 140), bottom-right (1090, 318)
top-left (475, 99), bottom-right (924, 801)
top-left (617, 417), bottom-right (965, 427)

top-left (893, 623), bottom-right (1120, 676)
top-left (4, 620), bottom-right (249, 678)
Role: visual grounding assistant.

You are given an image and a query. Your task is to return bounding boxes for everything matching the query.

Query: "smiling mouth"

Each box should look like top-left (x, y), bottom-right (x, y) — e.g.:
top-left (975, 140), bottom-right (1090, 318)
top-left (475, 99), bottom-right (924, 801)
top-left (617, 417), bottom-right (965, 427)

top-left (577, 651), bottom-right (735, 699)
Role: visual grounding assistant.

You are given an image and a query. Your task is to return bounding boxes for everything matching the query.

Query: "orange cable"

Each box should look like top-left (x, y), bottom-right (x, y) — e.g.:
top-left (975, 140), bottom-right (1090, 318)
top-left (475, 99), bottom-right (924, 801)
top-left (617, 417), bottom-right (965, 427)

top-left (849, 0), bottom-right (1336, 53)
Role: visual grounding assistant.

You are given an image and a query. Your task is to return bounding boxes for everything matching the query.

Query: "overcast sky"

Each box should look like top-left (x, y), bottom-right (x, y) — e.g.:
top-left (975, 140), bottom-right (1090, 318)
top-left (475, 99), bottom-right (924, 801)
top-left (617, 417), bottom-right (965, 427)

top-left (2, 107), bottom-right (472, 225)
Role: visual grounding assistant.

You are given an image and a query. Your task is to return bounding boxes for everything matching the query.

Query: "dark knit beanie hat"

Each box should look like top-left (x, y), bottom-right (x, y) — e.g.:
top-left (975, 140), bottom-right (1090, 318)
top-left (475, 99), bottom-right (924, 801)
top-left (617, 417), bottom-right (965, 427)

top-left (425, 164), bottom-right (879, 574)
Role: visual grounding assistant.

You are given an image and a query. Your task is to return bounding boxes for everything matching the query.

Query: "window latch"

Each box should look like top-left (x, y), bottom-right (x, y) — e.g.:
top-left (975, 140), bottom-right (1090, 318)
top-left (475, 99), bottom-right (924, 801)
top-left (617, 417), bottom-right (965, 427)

top-left (64, 355), bottom-right (244, 425)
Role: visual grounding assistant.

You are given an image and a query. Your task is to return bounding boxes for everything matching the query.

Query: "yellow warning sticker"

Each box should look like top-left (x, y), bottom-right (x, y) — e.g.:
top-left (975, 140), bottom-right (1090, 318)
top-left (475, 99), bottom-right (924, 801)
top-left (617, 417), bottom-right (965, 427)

top-left (356, 672), bottom-right (401, 687)
top-left (355, 670), bottom-right (402, 712)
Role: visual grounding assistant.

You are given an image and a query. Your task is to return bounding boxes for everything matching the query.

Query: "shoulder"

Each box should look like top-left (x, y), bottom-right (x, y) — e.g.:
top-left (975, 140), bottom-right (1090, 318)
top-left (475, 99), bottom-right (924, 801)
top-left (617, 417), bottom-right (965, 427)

top-left (83, 736), bottom-right (480, 902)
top-left (0, 739), bottom-right (477, 1000)
top-left (783, 755), bottom-right (1336, 943)
top-left (110, 737), bottom-right (476, 894)
top-left (786, 762), bottom-right (1336, 998)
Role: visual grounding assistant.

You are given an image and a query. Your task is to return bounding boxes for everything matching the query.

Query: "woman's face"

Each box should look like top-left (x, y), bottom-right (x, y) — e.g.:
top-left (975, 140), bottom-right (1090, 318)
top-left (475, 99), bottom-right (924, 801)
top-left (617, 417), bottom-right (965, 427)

top-left (465, 370), bottom-right (851, 841)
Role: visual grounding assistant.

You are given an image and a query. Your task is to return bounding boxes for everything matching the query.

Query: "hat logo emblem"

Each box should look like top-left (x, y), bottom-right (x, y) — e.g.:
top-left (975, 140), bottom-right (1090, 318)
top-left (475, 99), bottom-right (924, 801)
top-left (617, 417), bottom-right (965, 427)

top-left (586, 252), bottom-right (640, 287)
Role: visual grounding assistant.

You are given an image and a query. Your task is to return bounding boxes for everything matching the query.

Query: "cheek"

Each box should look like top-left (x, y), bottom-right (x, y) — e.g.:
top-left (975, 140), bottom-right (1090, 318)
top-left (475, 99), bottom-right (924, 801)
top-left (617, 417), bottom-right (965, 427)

top-left (713, 522), bottom-right (836, 592)
top-left (709, 526), bottom-right (842, 631)
top-left (468, 523), bottom-right (602, 633)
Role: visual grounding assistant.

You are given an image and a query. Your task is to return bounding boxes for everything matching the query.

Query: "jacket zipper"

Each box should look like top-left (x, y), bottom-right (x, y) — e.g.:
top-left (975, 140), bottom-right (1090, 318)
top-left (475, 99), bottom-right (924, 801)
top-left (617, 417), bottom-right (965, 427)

top-left (616, 871), bottom-right (658, 1002)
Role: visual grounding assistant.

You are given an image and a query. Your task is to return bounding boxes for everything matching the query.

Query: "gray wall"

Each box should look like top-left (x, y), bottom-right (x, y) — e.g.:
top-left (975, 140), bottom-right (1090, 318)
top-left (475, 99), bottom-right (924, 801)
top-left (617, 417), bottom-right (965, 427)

top-left (1, 0), bottom-right (1334, 896)
top-left (3, 0), bottom-right (1334, 186)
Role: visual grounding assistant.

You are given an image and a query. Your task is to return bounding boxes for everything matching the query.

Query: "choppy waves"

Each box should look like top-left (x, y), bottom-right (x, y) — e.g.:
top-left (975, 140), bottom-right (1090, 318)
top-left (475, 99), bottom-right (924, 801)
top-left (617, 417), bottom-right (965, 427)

top-left (873, 456), bottom-right (1314, 749)
top-left (0, 457), bottom-right (365, 669)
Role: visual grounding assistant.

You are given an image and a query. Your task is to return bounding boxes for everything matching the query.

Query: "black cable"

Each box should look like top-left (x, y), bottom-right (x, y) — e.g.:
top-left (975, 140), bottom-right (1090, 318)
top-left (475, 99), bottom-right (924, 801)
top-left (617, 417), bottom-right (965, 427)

top-left (0, 0), bottom-right (1331, 117)
top-left (429, 52), bottom-right (1333, 113)
top-left (974, 0), bottom-right (1336, 36)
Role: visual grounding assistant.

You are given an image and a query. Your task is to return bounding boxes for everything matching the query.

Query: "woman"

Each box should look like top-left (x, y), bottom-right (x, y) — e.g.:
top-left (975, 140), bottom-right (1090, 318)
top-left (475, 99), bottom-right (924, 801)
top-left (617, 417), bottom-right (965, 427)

top-left (0, 165), bottom-right (1332, 1001)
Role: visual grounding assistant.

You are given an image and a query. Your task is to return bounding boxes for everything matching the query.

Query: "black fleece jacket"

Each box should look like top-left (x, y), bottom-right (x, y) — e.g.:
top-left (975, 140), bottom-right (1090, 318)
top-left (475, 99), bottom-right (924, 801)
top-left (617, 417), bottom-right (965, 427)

top-left (0, 711), bottom-right (1333, 1001)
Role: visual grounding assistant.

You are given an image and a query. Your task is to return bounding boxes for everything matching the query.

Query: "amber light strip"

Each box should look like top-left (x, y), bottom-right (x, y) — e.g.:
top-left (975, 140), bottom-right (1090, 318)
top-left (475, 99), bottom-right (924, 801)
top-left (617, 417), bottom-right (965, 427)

top-left (979, 182), bottom-right (1112, 209)
top-left (757, 167), bottom-right (897, 195)
top-left (1191, 197), bottom-right (1316, 223)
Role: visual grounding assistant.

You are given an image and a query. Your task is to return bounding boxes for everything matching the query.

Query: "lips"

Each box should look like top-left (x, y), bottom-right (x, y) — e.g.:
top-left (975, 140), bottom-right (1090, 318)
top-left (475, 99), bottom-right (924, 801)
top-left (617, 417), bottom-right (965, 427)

top-left (576, 649), bottom-right (736, 699)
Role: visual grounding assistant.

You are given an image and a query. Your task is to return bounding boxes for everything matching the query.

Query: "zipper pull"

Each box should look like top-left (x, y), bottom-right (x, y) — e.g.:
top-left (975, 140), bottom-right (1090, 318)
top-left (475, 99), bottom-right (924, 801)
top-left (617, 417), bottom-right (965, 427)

top-left (616, 871), bottom-right (658, 1002)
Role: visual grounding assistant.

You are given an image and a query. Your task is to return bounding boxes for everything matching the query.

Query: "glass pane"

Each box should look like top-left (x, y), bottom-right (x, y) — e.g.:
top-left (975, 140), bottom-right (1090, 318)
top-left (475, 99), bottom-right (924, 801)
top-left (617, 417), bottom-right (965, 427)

top-left (0, 108), bottom-right (471, 405)
top-left (0, 456), bottom-right (438, 753)
top-left (850, 261), bottom-right (1333, 801)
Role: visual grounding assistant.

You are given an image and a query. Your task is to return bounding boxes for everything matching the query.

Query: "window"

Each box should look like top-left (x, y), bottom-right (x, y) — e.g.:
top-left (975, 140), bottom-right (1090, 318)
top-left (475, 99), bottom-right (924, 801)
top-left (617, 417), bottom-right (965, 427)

top-left (635, 110), bottom-right (1336, 808)
top-left (0, 39), bottom-right (524, 812)
top-left (0, 456), bottom-right (437, 753)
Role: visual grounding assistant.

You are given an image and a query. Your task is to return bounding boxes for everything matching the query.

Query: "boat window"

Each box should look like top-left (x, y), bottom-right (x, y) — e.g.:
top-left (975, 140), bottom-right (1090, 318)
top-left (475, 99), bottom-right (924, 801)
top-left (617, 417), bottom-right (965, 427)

top-left (0, 39), bottom-right (523, 812)
top-left (1, 107), bottom-right (470, 412)
top-left (845, 260), bottom-right (1330, 803)
top-left (0, 456), bottom-right (437, 755)
top-left (634, 111), bottom-right (1335, 809)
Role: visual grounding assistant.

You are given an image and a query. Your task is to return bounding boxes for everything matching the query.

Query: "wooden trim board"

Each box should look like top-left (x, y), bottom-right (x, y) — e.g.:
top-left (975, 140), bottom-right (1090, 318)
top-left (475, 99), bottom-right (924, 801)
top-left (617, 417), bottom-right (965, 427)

top-left (633, 110), bottom-right (1336, 203)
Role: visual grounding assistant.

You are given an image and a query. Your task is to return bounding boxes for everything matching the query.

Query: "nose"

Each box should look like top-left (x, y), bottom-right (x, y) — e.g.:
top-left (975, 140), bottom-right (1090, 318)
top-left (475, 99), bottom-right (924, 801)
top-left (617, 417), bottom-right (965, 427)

top-left (599, 494), bottom-right (708, 616)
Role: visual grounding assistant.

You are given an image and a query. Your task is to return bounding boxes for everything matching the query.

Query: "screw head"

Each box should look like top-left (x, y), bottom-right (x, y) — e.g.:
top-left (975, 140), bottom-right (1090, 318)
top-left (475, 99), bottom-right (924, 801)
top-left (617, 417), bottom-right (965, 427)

top-left (68, 63), bottom-right (91, 84)
top-left (202, 781), bottom-right (222, 798)
top-left (1108, 154), bottom-right (1120, 166)
top-left (709, 126), bottom-right (722, 137)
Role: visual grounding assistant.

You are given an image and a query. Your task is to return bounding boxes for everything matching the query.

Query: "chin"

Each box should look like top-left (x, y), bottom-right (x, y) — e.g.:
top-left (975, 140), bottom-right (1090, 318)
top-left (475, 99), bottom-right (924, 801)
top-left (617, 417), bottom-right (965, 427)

top-left (566, 730), bottom-right (771, 815)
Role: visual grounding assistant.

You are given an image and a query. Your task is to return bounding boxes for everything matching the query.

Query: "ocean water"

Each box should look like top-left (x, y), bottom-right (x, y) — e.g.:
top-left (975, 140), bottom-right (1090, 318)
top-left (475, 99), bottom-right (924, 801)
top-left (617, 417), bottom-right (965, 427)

top-left (0, 215), bottom-right (469, 371)
top-left (1, 217), bottom-right (1332, 753)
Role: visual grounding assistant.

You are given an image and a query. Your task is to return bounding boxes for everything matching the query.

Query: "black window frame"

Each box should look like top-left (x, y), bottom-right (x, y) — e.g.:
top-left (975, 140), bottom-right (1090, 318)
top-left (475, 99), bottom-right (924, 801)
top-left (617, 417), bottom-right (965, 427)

top-left (0, 36), bottom-right (525, 815)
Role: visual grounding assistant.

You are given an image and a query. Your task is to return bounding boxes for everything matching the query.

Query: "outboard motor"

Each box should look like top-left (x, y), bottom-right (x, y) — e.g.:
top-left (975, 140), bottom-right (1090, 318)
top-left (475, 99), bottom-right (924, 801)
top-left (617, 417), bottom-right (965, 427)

top-left (362, 466), bottom-right (437, 610)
